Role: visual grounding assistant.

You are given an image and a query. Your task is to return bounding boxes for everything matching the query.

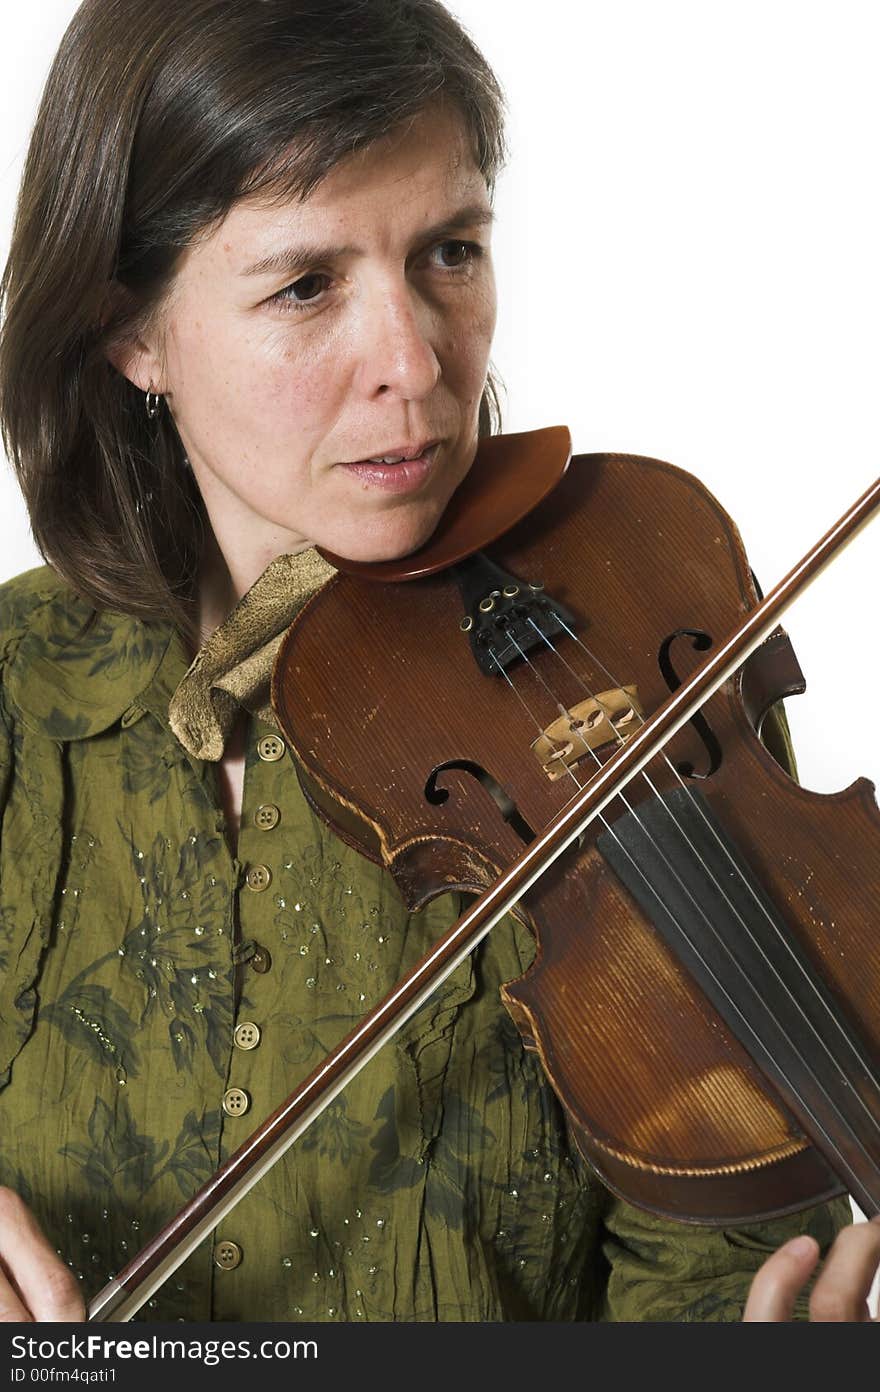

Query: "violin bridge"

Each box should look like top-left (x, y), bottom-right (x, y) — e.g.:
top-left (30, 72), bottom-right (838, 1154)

top-left (531, 685), bottom-right (642, 781)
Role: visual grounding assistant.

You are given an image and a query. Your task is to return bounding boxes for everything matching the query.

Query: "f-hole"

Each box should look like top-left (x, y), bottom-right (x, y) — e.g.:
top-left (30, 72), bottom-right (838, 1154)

top-left (657, 630), bottom-right (722, 779)
top-left (424, 760), bottom-right (536, 846)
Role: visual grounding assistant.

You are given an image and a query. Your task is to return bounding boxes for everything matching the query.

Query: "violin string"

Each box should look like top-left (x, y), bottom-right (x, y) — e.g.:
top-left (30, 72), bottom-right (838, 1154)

top-left (495, 631), bottom-right (880, 1199)
top-left (528, 611), bottom-right (880, 1152)
top-left (519, 616), bottom-right (880, 1176)
top-left (487, 641), bottom-right (641, 857)
top-left (542, 611), bottom-right (880, 1099)
top-left (487, 634), bottom-right (880, 1200)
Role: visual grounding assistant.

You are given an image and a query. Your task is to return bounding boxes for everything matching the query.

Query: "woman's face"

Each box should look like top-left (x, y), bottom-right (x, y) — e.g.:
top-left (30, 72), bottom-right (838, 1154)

top-left (138, 106), bottom-right (497, 592)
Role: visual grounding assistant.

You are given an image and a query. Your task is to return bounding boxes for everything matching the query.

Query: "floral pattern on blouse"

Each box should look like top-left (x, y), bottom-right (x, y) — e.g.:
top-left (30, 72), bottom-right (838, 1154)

top-left (0, 565), bottom-right (850, 1322)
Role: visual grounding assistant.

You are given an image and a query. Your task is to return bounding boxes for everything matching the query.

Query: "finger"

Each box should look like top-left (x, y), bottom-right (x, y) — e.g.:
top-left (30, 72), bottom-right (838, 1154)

top-left (0, 1188), bottom-right (85, 1322)
top-left (0, 1258), bottom-right (32, 1322)
top-left (809, 1216), bottom-right (880, 1323)
top-left (743, 1233), bottom-right (820, 1321)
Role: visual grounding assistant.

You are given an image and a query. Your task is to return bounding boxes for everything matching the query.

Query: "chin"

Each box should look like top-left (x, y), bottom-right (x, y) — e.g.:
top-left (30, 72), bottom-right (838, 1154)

top-left (325, 510), bottom-right (442, 564)
top-left (328, 531), bottom-right (428, 565)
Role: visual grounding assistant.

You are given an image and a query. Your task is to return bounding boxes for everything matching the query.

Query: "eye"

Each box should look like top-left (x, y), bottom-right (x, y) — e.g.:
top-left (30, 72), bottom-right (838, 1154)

top-left (270, 271), bottom-right (332, 311)
top-left (431, 239), bottom-right (482, 270)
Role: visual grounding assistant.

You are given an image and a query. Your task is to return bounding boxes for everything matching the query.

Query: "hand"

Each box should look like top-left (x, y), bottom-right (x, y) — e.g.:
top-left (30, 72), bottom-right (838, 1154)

top-left (0, 1188), bottom-right (85, 1321)
top-left (743, 1215), bottom-right (880, 1321)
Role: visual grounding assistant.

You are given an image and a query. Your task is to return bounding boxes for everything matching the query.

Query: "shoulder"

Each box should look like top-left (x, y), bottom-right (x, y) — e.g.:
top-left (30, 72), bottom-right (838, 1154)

top-left (0, 565), bottom-right (173, 741)
top-left (0, 564), bottom-right (72, 651)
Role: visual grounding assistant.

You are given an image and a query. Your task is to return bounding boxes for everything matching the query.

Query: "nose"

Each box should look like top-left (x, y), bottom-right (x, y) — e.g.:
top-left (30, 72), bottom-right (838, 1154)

top-left (353, 278), bottom-right (441, 401)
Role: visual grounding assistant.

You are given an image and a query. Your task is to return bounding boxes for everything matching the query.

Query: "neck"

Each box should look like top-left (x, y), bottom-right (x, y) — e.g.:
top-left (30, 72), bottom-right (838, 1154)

top-left (196, 529), bottom-right (315, 643)
top-left (195, 534), bottom-right (239, 644)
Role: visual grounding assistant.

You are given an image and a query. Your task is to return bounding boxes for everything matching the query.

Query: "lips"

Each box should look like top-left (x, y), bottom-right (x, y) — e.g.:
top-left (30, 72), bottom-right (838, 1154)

top-left (341, 440), bottom-right (440, 467)
top-left (336, 442), bottom-right (441, 495)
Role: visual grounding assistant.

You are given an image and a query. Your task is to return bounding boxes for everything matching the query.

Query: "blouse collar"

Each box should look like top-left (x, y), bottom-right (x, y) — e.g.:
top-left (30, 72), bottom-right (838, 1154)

top-left (4, 550), bottom-right (336, 759)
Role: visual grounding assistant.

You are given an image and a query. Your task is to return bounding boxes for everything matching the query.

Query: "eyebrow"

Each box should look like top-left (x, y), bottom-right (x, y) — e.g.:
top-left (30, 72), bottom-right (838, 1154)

top-left (239, 203), bottom-right (495, 279)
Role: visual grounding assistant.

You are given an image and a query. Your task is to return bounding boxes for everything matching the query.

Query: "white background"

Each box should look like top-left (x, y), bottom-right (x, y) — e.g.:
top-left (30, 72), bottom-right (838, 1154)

top-left (2, 0), bottom-right (878, 1266)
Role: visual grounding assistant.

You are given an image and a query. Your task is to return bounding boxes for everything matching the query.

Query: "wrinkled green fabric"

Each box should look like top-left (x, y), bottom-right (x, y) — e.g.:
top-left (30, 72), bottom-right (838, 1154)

top-left (0, 565), bottom-right (850, 1322)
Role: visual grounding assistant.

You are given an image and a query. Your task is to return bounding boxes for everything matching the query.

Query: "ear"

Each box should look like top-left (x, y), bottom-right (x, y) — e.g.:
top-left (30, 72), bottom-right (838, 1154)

top-left (106, 335), bottom-right (166, 394)
top-left (102, 283), bottom-right (167, 394)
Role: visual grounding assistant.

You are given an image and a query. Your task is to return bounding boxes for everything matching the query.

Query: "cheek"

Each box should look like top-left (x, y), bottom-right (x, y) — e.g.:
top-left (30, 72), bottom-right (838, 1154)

top-left (262, 326), bottom-right (356, 427)
top-left (449, 284), bottom-right (497, 383)
top-left (171, 315), bottom-right (345, 443)
top-left (165, 314), bottom-right (245, 425)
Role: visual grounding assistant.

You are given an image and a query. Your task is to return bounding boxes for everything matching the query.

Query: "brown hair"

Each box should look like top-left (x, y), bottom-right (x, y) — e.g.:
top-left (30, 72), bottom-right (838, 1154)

top-left (0, 0), bottom-right (506, 641)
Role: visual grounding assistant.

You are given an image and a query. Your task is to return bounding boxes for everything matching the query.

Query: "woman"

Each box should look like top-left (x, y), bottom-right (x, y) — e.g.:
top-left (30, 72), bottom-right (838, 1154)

top-left (0, 0), bottom-right (873, 1323)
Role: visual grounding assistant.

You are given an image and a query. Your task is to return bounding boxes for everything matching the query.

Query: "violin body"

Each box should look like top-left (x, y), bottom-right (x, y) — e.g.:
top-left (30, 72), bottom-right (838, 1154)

top-left (273, 444), bottom-right (880, 1223)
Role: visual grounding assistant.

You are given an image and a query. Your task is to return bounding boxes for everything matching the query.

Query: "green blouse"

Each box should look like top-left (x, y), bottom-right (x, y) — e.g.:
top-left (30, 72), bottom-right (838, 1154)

top-left (0, 565), bottom-right (849, 1322)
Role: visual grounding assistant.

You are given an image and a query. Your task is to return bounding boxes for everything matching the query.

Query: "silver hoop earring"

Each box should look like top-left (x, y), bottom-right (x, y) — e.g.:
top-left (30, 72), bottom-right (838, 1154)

top-left (145, 387), bottom-right (161, 420)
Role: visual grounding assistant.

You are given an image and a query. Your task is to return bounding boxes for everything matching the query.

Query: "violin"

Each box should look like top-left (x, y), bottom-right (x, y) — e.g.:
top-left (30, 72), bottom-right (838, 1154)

top-left (88, 426), bottom-right (880, 1320)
